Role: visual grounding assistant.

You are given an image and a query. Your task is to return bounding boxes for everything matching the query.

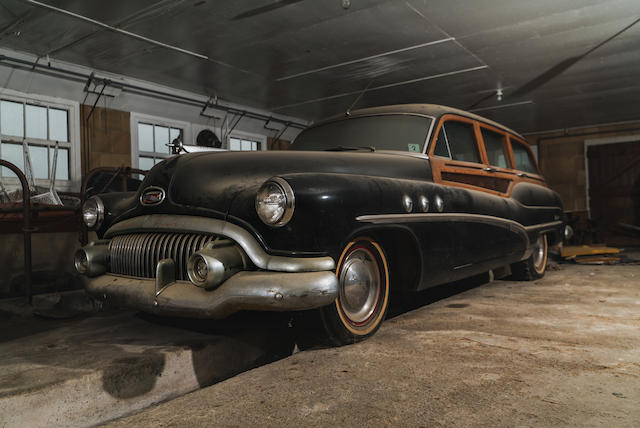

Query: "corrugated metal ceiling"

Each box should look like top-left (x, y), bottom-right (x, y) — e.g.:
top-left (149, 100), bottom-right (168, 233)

top-left (1, 0), bottom-right (639, 132)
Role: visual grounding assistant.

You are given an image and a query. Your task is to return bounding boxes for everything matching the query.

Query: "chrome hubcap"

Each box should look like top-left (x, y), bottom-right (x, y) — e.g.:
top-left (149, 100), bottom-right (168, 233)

top-left (339, 248), bottom-right (380, 324)
top-left (532, 236), bottom-right (546, 270)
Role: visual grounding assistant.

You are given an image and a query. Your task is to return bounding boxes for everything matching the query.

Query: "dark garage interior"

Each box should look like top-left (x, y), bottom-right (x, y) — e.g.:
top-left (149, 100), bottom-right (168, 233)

top-left (0, 1), bottom-right (639, 426)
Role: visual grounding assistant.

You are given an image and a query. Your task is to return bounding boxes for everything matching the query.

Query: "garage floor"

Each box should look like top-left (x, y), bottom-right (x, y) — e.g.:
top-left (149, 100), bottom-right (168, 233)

top-left (2, 263), bottom-right (639, 427)
top-left (106, 263), bottom-right (640, 427)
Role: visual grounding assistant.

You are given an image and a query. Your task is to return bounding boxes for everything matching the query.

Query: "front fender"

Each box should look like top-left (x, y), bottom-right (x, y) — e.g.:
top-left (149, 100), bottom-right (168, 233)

top-left (227, 173), bottom-right (438, 257)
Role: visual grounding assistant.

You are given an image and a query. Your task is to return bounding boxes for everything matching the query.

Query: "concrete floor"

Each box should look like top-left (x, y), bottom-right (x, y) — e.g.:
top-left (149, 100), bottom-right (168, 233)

top-left (0, 302), bottom-right (295, 427)
top-left (2, 263), bottom-right (639, 427)
top-left (104, 263), bottom-right (640, 427)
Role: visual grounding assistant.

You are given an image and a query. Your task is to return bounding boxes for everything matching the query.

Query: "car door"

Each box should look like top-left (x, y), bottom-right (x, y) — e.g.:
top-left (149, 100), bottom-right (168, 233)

top-left (428, 115), bottom-right (518, 269)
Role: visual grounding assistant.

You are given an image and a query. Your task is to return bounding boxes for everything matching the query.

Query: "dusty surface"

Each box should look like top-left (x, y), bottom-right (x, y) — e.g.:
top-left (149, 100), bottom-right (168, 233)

top-left (106, 264), bottom-right (640, 427)
top-left (0, 307), bottom-right (294, 427)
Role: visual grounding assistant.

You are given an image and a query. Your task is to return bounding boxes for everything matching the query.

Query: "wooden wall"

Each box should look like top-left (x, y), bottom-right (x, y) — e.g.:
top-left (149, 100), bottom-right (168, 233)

top-left (526, 121), bottom-right (640, 244)
top-left (81, 105), bottom-right (131, 173)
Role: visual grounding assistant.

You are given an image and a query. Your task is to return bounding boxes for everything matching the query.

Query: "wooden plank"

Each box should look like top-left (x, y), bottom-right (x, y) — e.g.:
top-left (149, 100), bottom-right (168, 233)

top-left (561, 245), bottom-right (620, 258)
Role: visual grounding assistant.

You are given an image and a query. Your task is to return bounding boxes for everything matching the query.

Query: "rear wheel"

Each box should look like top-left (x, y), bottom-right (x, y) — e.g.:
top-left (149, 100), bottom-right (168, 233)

top-left (510, 234), bottom-right (548, 280)
top-left (295, 237), bottom-right (390, 348)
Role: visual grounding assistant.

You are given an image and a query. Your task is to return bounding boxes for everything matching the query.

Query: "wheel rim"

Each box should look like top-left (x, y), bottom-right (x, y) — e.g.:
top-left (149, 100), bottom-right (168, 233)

top-left (532, 235), bottom-right (547, 274)
top-left (335, 238), bottom-right (389, 335)
top-left (338, 246), bottom-right (381, 324)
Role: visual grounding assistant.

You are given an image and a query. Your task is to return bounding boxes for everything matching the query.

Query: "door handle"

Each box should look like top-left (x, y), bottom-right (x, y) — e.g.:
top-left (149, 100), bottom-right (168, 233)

top-left (483, 167), bottom-right (497, 172)
top-left (517, 172), bottom-right (529, 178)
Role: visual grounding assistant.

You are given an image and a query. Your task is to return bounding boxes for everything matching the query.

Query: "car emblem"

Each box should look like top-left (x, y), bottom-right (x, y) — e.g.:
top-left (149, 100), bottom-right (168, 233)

top-left (140, 186), bottom-right (166, 206)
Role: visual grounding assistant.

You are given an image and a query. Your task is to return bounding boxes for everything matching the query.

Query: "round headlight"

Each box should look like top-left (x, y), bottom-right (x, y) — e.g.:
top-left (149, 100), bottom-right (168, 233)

top-left (82, 196), bottom-right (105, 229)
top-left (255, 177), bottom-right (295, 227)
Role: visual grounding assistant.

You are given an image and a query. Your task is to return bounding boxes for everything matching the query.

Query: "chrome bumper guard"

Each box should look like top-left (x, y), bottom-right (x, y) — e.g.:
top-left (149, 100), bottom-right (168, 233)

top-left (84, 267), bottom-right (338, 319)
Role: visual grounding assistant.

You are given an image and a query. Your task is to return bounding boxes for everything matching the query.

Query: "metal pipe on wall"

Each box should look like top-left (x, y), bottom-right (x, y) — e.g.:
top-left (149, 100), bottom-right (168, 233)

top-left (0, 54), bottom-right (307, 130)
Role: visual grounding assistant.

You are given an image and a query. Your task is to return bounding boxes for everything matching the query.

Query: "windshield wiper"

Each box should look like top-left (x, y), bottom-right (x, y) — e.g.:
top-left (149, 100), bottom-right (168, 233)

top-left (323, 146), bottom-right (376, 152)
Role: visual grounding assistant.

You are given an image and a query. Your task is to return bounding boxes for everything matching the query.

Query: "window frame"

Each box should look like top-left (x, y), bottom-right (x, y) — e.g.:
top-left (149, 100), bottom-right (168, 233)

top-left (429, 115), bottom-right (485, 167)
top-left (477, 124), bottom-right (513, 170)
top-left (130, 112), bottom-right (192, 170)
top-left (228, 129), bottom-right (267, 152)
top-left (508, 136), bottom-right (542, 176)
top-left (0, 88), bottom-right (80, 191)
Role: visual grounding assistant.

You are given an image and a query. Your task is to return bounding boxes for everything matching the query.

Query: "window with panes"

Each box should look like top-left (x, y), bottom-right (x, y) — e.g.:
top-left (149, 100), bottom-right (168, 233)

top-left (0, 98), bottom-right (71, 183)
top-left (229, 137), bottom-right (261, 151)
top-left (136, 122), bottom-right (182, 171)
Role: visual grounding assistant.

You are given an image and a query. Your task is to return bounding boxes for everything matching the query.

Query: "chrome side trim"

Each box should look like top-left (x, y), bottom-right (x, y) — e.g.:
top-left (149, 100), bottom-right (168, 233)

top-left (356, 213), bottom-right (563, 247)
top-left (356, 212), bottom-right (561, 233)
top-left (104, 214), bottom-right (335, 272)
top-left (84, 270), bottom-right (339, 319)
top-left (524, 220), bottom-right (564, 234)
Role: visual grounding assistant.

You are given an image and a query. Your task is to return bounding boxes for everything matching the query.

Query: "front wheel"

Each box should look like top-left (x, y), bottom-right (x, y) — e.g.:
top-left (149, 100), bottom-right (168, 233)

top-left (295, 237), bottom-right (390, 348)
top-left (510, 234), bottom-right (548, 280)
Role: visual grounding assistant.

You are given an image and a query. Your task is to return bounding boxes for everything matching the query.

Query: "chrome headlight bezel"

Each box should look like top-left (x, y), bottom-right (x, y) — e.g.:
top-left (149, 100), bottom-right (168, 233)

top-left (255, 177), bottom-right (295, 227)
top-left (82, 196), bottom-right (105, 230)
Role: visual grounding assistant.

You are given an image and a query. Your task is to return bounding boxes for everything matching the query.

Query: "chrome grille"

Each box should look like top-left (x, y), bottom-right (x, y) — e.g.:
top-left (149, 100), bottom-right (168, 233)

top-left (108, 232), bottom-right (216, 279)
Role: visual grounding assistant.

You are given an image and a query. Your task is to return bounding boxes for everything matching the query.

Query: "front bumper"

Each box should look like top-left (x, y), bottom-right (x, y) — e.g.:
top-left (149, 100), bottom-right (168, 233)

top-left (85, 270), bottom-right (338, 319)
top-left (78, 214), bottom-right (339, 318)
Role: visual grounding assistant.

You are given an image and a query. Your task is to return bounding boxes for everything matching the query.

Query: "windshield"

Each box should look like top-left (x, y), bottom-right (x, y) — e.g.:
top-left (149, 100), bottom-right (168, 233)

top-left (291, 114), bottom-right (433, 153)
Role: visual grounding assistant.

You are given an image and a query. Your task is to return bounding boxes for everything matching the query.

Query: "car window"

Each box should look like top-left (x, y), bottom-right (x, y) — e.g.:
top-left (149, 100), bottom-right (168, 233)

top-left (481, 129), bottom-right (509, 168)
top-left (435, 121), bottom-right (480, 163)
top-left (511, 141), bottom-right (538, 174)
top-left (433, 128), bottom-right (451, 158)
top-left (291, 115), bottom-right (432, 152)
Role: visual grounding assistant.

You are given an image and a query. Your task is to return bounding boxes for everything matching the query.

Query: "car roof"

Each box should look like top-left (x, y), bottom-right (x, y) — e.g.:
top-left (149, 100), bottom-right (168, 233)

top-left (314, 103), bottom-right (526, 141)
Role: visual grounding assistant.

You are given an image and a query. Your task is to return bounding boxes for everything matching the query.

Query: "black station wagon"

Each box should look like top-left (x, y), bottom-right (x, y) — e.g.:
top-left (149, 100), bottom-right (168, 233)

top-left (76, 104), bottom-right (564, 346)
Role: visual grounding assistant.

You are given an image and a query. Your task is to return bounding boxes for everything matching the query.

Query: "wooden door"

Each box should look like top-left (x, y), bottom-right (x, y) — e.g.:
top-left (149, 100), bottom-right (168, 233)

top-left (587, 141), bottom-right (640, 246)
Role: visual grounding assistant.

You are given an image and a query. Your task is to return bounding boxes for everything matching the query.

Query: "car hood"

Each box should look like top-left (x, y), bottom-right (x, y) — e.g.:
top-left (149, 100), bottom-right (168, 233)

top-left (138, 150), bottom-right (431, 215)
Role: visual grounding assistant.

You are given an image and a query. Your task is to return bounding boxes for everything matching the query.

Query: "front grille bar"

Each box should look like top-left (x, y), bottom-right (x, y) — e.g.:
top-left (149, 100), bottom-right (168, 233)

top-left (108, 232), bottom-right (216, 280)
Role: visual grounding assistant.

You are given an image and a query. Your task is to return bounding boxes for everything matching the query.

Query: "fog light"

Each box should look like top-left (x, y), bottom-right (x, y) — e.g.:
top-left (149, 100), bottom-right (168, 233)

top-left (74, 249), bottom-right (88, 274)
top-left (74, 244), bottom-right (108, 277)
top-left (194, 255), bottom-right (208, 281)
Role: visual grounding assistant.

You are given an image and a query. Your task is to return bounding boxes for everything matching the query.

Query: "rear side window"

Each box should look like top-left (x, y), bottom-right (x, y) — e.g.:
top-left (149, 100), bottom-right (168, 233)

top-left (433, 121), bottom-right (480, 163)
top-left (511, 141), bottom-right (538, 174)
top-left (481, 129), bottom-right (509, 168)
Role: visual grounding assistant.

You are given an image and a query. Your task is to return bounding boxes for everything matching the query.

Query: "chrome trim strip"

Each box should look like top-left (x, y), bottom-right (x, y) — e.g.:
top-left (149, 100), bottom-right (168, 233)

top-left (524, 220), bottom-right (564, 233)
top-left (356, 213), bottom-right (562, 242)
top-left (104, 214), bottom-right (335, 272)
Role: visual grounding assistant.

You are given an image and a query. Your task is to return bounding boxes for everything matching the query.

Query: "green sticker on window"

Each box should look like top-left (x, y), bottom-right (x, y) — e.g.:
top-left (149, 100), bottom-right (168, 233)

top-left (408, 144), bottom-right (420, 152)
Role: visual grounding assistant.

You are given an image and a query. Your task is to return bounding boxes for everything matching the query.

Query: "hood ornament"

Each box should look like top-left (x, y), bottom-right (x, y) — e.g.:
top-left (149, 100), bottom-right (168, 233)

top-left (140, 186), bottom-right (166, 206)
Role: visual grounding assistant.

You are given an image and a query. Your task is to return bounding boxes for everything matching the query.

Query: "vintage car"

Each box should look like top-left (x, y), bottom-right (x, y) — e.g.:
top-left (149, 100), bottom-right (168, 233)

top-left (75, 104), bottom-right (564, 346)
